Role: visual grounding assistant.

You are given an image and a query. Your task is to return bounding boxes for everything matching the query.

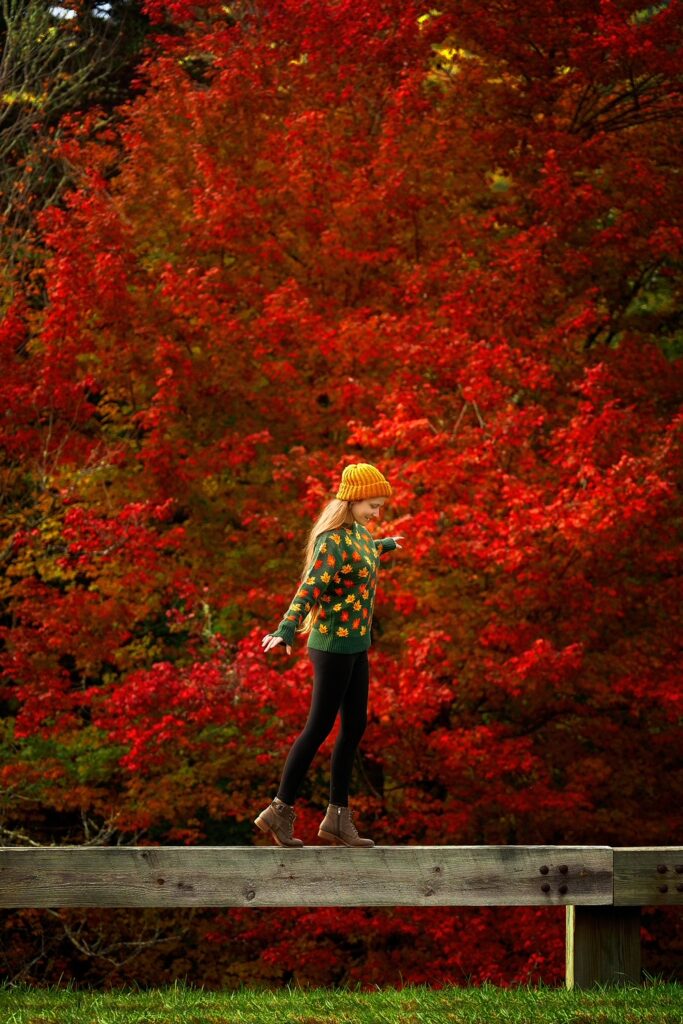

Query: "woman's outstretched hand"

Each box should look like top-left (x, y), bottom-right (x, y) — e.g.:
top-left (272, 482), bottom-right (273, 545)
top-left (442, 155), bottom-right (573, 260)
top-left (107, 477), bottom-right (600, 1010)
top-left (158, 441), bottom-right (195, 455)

top-left (392, 534), bottom-right (405, 549)
top-left (262, 634), bottom-right (292, 655)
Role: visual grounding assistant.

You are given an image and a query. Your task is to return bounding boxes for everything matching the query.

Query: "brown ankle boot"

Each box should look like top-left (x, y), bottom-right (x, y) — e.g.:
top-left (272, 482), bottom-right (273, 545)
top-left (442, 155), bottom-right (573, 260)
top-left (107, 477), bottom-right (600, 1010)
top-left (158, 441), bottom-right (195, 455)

top-left (318, 803), bottom-right (374, 847)
top-left (254, 798), bottom-right (304, 847)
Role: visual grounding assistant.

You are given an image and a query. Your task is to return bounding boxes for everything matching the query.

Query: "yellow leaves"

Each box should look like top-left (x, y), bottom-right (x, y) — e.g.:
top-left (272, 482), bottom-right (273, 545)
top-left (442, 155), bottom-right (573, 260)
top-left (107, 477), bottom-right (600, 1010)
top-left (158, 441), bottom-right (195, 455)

top-left (201, 476), bottom-right (220, 498)
top-left (417, 9), bottom-right (442, 27)
top-left (424, 35), bottom-right (482, 91)
top-left (2, 90), bottom-right (45, 108)
top-left (38, 521), bottom-right (61, 544)
top-left (114, 633), bottom-right (163, 673)
top-left (434, 46), bottom-right (460, 63)
top-left (430, 41), bottom-right (479, 74)
top-left (487, 168), bottom-right (513, 193)
top-left (289, 53), bottom-right (308, 66)
top-left (1, 498), bottom-right (76, 590)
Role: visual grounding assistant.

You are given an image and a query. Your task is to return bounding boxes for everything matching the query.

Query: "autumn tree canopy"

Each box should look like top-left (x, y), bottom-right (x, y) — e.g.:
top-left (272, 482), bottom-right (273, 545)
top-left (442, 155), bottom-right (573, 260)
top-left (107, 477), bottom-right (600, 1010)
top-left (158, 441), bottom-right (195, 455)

top-left (1, 0), bottom-right (681, 989)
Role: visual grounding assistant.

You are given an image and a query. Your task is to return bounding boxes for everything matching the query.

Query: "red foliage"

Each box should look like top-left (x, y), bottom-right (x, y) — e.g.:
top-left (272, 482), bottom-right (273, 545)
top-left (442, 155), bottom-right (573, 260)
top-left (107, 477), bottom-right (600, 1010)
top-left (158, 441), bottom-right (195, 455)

top-left (1, 0), bottom-right (682, 989)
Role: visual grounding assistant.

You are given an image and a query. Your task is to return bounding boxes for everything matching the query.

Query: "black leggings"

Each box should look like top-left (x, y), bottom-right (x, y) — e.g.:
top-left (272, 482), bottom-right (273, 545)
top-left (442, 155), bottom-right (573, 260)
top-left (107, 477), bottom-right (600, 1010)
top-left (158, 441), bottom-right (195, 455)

top-left (276, 648), bottom-right (369, 807)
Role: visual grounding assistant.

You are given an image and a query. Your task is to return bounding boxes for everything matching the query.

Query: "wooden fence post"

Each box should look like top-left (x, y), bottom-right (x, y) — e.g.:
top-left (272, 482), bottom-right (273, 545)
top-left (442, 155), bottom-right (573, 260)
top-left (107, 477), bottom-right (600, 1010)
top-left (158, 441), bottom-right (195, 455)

top-left (565, 905), bottom-right (641, 988)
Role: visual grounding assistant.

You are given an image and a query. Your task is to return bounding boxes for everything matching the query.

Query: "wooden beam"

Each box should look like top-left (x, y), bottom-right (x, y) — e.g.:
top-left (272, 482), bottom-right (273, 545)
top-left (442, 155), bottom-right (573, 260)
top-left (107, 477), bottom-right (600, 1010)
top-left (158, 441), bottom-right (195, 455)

top-left (0, 845), bottom-right (612, 908)
top-left (614, 847), bottom-right (683, 906)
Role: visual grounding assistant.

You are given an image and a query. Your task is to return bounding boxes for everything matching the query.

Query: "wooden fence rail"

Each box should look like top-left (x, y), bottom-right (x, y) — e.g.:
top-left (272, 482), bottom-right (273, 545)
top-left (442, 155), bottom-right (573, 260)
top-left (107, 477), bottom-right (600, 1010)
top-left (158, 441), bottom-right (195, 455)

top-left (1, 845), bottom-right (681, 988)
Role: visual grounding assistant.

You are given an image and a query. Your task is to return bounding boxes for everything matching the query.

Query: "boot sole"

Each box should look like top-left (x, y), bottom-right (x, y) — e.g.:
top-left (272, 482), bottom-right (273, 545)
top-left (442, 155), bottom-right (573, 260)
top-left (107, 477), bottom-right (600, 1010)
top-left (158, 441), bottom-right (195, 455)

top-left (254, 815), bottom-right (304, 848)
top-left (318, 828), bottom-right (374, 847)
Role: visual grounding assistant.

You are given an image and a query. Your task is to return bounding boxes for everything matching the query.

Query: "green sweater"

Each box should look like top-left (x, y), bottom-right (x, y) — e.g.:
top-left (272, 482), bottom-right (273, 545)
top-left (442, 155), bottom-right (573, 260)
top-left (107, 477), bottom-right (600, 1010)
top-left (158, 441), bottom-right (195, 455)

top-left (271, 523), bottom-right (398, 653)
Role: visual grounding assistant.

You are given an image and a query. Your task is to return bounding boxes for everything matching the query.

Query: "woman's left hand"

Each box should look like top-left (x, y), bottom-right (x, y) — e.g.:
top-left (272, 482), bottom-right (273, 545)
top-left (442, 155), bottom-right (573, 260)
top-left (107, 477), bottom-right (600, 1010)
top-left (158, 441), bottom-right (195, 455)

top-left (392, 534), bottom-right (404, 549)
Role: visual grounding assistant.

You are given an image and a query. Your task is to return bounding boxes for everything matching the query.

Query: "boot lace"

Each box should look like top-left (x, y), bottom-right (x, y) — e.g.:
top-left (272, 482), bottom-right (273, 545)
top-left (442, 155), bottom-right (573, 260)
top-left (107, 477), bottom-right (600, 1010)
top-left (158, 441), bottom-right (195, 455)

top-left (275, 801), bottom-right (295, 821)
top-left (344, 807), bottom-right (359, 837)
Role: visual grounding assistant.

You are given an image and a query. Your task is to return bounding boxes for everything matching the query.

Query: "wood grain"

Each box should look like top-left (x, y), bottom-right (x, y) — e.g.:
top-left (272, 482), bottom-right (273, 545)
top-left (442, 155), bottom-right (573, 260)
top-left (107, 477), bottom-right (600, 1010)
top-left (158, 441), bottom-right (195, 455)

top-left (614, 847), bottom-right (683, 906)
top-left (0, 845), bottom-right (613, 908)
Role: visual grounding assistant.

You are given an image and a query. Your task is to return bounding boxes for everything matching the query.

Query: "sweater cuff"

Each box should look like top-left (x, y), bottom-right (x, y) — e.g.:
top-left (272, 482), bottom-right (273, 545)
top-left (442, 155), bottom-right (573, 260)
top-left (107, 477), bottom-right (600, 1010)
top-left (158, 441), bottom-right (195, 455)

top-left (379, 536), bottom-right (397, 553)
top-left (271, 622), bottom-right (295, 645)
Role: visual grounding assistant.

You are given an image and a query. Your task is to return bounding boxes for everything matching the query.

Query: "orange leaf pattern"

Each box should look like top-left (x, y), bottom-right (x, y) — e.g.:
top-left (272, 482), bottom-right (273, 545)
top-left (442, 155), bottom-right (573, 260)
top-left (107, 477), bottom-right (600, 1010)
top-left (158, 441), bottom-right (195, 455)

top-left (272, 525), bottom-right (397, 652)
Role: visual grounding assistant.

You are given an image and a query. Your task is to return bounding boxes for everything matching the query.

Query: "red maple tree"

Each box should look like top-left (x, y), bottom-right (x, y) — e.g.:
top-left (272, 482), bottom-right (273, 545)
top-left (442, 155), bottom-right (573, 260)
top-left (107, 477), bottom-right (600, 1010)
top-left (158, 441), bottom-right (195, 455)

top-left (1, 0), bottom-right (681, 988)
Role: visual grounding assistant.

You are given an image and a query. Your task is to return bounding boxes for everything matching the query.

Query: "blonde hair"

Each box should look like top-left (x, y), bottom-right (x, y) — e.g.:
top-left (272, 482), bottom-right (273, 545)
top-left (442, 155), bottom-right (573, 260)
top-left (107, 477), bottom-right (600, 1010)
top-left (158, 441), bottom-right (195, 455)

top-left (294, 498), bottom-right (355, 638)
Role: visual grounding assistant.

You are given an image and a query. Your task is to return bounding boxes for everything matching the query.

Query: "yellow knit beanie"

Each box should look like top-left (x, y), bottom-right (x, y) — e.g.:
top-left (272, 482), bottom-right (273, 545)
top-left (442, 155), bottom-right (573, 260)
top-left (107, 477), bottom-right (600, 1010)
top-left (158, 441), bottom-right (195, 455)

top-left (336, 463), bottom-right (392, 501)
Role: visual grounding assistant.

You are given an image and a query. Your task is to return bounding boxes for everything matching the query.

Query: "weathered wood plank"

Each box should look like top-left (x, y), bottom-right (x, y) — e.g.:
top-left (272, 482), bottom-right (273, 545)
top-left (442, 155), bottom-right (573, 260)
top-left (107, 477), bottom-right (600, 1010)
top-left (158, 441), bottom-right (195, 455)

top-left (0, 846), bottom-right (612, 908)
top-left (565, 905), bottom-right (641, 988)
top-left (613, 847), bottom-right (683, 906)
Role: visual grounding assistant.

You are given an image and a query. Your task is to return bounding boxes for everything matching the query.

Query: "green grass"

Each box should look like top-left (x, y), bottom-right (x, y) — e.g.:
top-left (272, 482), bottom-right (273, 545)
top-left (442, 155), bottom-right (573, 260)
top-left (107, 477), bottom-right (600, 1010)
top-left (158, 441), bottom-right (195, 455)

top-left (0, 977), bottom-right (681, 1023)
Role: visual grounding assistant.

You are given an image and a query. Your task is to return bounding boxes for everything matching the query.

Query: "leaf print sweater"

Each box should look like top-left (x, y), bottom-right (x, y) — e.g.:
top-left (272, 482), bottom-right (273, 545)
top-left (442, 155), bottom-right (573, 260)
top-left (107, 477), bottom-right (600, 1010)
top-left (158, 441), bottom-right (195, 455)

top-left (271, 523), bottom-right (398, 653)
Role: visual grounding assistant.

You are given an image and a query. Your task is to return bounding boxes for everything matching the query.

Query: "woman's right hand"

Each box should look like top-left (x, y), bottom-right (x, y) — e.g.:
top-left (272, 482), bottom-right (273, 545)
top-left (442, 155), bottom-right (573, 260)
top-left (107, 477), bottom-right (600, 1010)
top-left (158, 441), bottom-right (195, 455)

top-left (262, 634), bottom-right (292, 656)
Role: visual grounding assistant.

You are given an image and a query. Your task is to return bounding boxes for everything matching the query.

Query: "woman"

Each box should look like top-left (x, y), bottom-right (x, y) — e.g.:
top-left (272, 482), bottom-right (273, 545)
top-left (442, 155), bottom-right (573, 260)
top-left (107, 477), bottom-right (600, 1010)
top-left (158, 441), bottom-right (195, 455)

top-left (255, 463), bottom-right (403, 849)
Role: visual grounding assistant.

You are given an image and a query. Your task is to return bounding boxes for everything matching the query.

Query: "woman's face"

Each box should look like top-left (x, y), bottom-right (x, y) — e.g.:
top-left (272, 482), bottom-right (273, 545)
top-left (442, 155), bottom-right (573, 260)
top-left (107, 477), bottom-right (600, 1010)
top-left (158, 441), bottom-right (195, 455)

top-left (351, 497), bottom-right (386, 525)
